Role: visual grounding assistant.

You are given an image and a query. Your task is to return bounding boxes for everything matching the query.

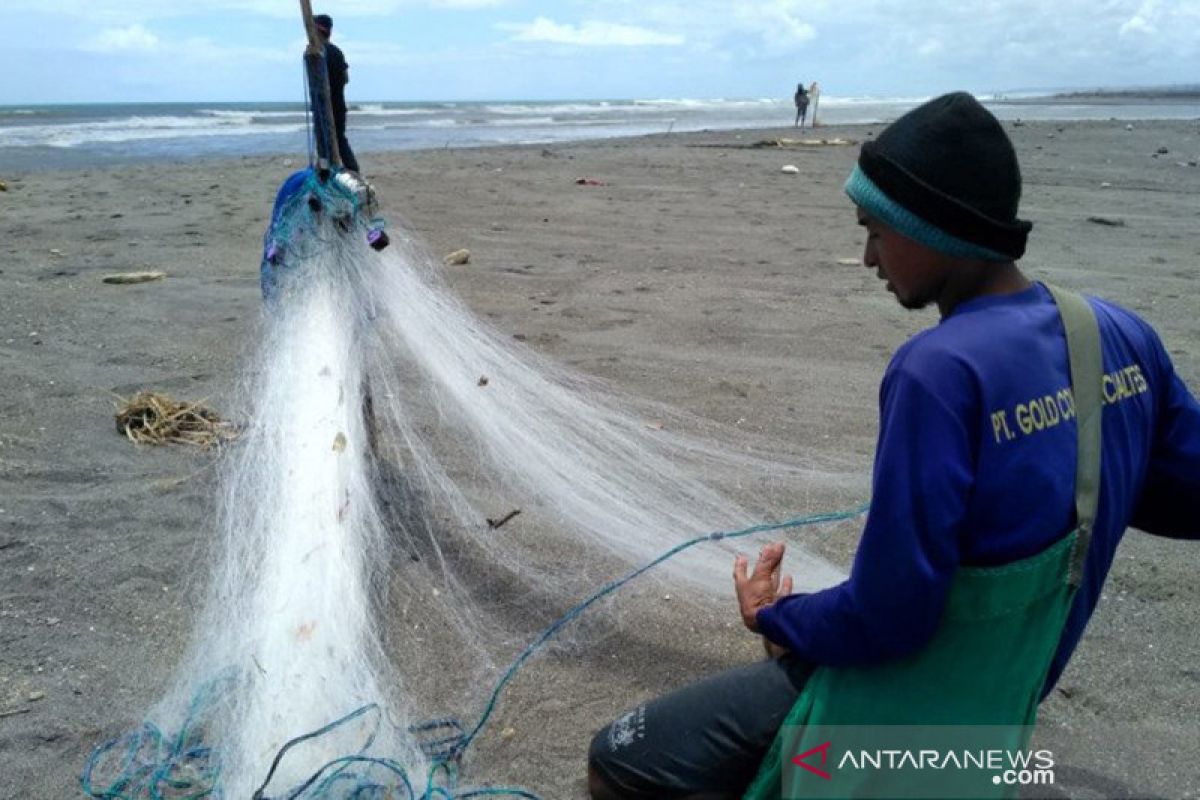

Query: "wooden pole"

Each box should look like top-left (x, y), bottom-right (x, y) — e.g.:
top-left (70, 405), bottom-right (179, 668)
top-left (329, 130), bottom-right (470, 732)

top-left (299, 0), bottom-right (342, 170)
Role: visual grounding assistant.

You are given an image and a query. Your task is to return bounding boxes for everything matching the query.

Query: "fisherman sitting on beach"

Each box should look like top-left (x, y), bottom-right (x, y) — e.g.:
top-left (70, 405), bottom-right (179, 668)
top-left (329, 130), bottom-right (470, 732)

top-left (587, 92), bottom-right (1200, 800)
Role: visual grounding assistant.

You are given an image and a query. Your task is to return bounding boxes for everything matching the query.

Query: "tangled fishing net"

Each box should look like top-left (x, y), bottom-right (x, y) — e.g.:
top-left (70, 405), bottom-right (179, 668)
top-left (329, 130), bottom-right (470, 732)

top-left (83, 169), bottom-right (868, 799)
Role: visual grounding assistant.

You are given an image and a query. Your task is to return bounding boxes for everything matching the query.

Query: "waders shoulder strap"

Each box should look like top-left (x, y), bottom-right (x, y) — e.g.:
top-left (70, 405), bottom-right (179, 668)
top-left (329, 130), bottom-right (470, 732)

top-left (1044, 284), bottom-right (1103, 588)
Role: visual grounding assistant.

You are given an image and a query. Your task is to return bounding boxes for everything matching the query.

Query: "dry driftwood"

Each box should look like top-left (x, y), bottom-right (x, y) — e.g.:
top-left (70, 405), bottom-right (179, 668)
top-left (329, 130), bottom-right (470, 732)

top-left (103, 271), bottom-right (167, 285)
top-left (752, 137), bottom-right (856, 149)
top-left (115, 392), bottom-right (236, 448)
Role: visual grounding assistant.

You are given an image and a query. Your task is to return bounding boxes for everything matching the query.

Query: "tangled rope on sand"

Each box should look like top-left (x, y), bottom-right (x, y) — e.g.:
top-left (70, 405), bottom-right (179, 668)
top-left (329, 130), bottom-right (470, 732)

top-left (115, 392), bottom-right (238, 448)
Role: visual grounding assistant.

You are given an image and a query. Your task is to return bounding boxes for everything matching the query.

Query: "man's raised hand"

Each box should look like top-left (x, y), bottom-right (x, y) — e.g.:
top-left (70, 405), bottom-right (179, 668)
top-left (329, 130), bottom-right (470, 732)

top-left (733, 542), bottom-right (793, 633)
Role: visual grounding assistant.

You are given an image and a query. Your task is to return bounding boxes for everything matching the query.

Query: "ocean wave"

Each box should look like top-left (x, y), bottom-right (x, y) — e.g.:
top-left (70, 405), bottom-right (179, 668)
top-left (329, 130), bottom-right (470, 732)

top-left (482, 116), bottom-right (560, 127)
top-left (371, 118), bottom-right (457, 129)
top-left (352, 106), bottom-right (443, 117)
top-left (818, 94), bottom-right (932, 106)
top-left (201, 108), bottom-right (306, 122)
top-left (632, 98), bottom-right (780, 108)
top-left (0, 116), bottom-right (306, 148)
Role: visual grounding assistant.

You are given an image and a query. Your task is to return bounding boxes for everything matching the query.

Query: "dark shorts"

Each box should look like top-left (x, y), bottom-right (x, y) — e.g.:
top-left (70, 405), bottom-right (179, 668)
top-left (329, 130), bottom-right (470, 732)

top-left (589, 654), bottom-right (814, 799)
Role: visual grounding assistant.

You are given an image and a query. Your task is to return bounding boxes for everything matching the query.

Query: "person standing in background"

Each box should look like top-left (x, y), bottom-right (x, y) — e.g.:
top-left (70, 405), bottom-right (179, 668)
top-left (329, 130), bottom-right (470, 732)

top-left (313, 14), bottom-right (360, 174)
top-left (793, 82), bottom-right (810, 128)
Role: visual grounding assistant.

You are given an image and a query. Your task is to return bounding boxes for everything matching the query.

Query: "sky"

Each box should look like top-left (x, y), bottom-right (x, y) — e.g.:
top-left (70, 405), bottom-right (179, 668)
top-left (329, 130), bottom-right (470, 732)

top-left (2, 0), bottom-right (1198, 104)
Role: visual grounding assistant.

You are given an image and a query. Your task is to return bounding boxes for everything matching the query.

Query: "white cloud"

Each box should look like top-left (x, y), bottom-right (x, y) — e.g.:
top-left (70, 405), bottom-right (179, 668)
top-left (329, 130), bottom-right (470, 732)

top-left (85, 24), bottom-right (160, 52)
top-left (6, 0), bottom-right (508, 24)
top-left (731, 1), bottom-right (817, 48)
top-left (430, 0), bottom-right (507, 7)
top-left (500, 16), bottom-right (685, 47)
top-left (918, 39), bottom-right (943, 57)
top-left (1118, 14), bottom-right (1155, 35)
top-left (1119, 0), bottom-right (1159, 37)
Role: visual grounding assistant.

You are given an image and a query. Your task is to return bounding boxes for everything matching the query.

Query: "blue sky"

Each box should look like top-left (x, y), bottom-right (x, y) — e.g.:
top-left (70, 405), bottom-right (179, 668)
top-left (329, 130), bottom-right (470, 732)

top-left (3, 0), bottom-right (1197, 104)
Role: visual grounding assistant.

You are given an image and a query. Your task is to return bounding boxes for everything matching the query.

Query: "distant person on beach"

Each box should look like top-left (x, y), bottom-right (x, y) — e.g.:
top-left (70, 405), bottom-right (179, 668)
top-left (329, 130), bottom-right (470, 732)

top-left (587, 92), bottom-right (1200, 800)
top-left (312, 14), bottom-right (360, 174)
top-left (793, 82), bottom-right (810, 128)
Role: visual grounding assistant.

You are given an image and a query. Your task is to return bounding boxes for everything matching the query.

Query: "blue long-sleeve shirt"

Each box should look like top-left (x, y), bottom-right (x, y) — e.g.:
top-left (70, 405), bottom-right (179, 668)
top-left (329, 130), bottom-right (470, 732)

top-left (757, 282), bottom-right (1200, 695)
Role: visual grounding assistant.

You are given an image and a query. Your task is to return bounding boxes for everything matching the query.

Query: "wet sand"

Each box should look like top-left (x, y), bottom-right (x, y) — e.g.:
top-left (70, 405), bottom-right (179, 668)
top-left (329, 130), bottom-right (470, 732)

top-left (1, 119), bottom-right (1198, 798)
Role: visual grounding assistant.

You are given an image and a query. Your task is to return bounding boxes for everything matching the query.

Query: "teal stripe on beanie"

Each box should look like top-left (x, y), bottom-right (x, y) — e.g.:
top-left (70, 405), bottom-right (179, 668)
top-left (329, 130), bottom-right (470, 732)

top-left (844, 165), bottom-right (1010, 262)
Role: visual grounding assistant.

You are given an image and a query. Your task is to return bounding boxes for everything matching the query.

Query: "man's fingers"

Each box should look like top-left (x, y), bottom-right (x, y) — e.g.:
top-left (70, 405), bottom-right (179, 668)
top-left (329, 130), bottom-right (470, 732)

top-left (752, 542), bottom-right (786, 578)
top-left (778, 574), bottom-right (794, 599)
top-left (733, 553), bottom-right (748, 585)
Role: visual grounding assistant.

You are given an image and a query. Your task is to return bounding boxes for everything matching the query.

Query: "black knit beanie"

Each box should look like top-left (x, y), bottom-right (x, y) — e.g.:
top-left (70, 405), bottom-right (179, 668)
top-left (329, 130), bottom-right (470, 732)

top-left (845, 92), bottom-right (1032, 261)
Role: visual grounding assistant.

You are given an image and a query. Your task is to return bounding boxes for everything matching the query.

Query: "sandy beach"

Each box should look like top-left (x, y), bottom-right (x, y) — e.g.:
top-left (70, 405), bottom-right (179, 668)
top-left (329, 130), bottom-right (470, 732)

top-left (1, 118), bottom-right (1198, 799)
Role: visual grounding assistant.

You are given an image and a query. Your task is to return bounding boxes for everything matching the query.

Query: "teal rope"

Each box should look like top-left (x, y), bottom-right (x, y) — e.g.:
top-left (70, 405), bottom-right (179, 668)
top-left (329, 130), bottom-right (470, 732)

top-left (80, 671), bottom-right (234, 799)
top-left (457, 503), bottom-right (870, 754)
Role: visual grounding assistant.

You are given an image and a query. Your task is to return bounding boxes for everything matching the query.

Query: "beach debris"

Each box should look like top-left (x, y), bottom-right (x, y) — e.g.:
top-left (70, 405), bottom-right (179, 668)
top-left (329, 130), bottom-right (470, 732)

top-left (781, 164), bottom-right (800, 175)
top-left (50, 249), bottom-right (64, 257)
top-left (754, 137), bottom-right (854, 148)
top-left (102, 271), bottom-right (166, 285)
top-left (443, 248), bottom-right (471, 266)
top-left (1156, 147), bottom-right (1169, 155)
top-left (332, 433), bottom-right (347, 452)
top-left (1012, 120), bottom-right (1025, 127)
top-left (28, 691), bottom-right (46, 702)
top-left (0, 707), bottom-right (30, 719)
top-left (1087, 216), bottom-right (1126, 227)
top-left (151, 477), bottom-right (189, 493)
top-left (1125, 124), bottom-right (1135, 131)
top-left (575, 177), bottom-right (606, 186)
top-left (477, 376), bottom-right (489, 387)
top-left (0, 180), bottom-right (7, 192)
top-left (837, 258), bottom-right (861, 266)
top-left (1100, 181), bottom-right (1112, 188)
top-left (486, 509), bottom-right (521, 530)
top-left (115, 392), bottom-right (237, 448)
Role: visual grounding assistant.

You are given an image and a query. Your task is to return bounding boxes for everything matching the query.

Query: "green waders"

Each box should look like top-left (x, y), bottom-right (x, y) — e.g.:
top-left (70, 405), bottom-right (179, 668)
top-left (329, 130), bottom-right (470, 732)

top-left (744, 286), bottom-right (1102, 800)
